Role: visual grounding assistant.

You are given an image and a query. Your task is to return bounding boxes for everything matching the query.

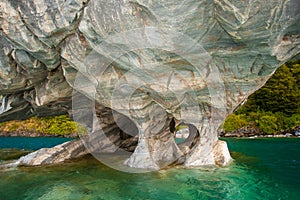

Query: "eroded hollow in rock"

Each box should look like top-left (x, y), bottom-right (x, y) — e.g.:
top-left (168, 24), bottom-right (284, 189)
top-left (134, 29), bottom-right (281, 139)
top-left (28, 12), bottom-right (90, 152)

top-left (112, 110), bottom-right (139, 152)
top-left (84, 106), bottom-right (140, 153)
top-left (174, 122), bottom-right (199, 154)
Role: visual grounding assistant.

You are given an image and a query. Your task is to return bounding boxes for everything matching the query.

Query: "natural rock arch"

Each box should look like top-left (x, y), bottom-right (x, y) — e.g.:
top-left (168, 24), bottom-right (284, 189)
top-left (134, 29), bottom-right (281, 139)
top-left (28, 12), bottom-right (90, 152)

top-left (0, 0), bottom-right (299, 170)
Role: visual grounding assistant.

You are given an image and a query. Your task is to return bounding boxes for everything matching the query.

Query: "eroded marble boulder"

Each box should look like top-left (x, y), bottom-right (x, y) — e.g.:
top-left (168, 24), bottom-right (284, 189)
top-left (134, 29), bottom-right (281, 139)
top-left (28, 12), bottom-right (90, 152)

top-left (16, 140), bottom-right (87, 166)
top-left (0, 0), bottom-right (299, 169)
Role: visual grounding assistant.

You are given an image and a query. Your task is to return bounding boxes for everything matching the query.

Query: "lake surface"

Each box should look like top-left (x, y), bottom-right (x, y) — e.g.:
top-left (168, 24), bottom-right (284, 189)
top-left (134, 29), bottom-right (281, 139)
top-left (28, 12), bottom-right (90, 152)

top-left (0, 137), bottom-right (299, 199)
top-left (0, 136), bottom-right (73, 150)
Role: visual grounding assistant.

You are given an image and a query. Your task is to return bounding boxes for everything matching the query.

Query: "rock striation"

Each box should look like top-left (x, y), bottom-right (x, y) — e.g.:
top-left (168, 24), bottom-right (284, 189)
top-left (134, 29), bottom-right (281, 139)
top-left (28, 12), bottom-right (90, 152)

top-left (0, 0), bottom-right (299, 169)
top-left (16, 139), bottom-right (87, 166)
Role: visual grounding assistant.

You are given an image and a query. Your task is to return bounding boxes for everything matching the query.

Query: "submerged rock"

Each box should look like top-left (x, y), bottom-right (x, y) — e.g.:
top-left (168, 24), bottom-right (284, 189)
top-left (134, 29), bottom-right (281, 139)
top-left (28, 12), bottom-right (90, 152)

top-left (0, 0), bottom-right (299, 169)
top-left (0, 148), bottom-right (31, 161)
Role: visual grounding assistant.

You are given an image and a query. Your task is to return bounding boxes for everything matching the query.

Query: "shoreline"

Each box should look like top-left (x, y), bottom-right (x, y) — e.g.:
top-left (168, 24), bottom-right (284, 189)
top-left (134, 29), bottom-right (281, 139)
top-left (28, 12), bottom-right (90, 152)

top-left (220, 133), bottom-right (300, 138)
top-left (1, 132), bottom-right (299, 139)
top-left (221, 135), bottom-right (300, 139)
top-left (220, 125), bottom-right (300, 138)
top-left (0, 132), bottom-right (78, 138)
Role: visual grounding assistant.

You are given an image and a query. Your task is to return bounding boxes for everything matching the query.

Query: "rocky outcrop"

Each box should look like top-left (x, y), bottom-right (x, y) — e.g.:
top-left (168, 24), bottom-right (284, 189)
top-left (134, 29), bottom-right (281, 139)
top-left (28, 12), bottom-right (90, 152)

top-left (0, 139), bottom-right (87, 170)
top-left (0, 0), bottom-right (299, 170)
top-left (221, 125), bottom-right (300, 138)
top-left (16, 139), bottom-right (87, 166)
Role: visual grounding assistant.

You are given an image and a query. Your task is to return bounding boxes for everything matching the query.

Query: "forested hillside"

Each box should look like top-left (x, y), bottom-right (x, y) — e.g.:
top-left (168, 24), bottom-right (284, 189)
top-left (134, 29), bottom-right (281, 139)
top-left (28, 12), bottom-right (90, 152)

top-left (223, 59), bottom-right (300, 134)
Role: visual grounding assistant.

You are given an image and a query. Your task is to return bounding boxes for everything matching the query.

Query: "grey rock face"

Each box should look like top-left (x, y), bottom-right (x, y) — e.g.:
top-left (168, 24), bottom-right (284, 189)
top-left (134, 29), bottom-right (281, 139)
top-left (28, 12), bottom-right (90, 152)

top-left (0, 0), bottom-right (299, 169)
top-left (16, 139), bottom-right (88, 166)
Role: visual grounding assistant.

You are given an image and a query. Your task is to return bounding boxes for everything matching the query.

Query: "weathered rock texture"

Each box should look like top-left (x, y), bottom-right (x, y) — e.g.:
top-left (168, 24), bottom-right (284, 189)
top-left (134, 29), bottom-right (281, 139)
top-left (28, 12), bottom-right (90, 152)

top-left (0, 0), bottom-right (299, 169)
top-left (16, 139), bottom-right (87, 166)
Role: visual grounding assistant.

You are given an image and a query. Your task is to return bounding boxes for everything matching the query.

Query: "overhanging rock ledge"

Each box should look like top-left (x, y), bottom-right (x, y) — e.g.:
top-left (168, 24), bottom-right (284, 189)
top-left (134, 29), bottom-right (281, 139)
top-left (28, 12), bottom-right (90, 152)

top-left (0, 0), bottom-right (299, 169)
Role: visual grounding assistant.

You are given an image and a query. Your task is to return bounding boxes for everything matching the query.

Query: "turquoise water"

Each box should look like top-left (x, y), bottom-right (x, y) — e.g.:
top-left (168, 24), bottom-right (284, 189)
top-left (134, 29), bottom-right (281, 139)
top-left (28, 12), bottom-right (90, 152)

top-left (0, 137), bottom-right (73, 162)
top-left (0, 136), bottom-right (73, 150)
top-left (0, 137), bottom-right (299, 199)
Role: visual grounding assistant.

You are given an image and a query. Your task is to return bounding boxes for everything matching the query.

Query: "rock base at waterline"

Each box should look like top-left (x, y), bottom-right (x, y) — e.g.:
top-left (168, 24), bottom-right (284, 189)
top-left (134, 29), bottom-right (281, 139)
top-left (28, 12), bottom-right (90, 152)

top-left (16, 140), bottom-right (88, 166)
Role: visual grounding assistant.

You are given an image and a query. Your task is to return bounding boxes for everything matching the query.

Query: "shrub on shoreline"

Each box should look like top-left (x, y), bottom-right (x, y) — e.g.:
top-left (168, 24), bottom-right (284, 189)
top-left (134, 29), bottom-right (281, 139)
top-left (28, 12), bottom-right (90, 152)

top-left (0, 115), bottom-right (77, 137)
top-left (223, 111), bottom-right (300, 134)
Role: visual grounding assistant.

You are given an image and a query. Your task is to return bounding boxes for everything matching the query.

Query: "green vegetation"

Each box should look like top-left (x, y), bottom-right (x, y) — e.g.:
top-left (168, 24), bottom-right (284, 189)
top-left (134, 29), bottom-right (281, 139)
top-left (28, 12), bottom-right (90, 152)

top-left (223, 59), bottom-right (300, 134)
top-left (223, 114), bottom-right (248, 132)
top-left (0, 115), bottom-right (77, 136)
top-left (175, 125), bottom-right (188, 132)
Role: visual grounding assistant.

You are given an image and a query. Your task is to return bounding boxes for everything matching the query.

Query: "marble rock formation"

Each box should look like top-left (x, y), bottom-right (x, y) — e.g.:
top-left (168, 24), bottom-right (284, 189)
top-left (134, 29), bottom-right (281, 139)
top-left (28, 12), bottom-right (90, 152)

top-left (0, 0), bottom-right (299, 169)
top-left (16, 139), bottom-right (87, 166)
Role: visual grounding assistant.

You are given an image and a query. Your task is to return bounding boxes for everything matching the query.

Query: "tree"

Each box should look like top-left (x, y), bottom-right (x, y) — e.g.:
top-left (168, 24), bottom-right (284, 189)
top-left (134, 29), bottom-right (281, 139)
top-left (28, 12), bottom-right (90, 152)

top-left (238, 60), bottom-right (300, 115)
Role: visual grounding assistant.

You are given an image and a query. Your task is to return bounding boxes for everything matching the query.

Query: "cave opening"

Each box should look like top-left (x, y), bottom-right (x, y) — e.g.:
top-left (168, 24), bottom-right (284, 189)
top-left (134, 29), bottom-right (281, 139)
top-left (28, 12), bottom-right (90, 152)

top-left (110, 110), bottom-right (139, 152)
top-left (170, 118), bottom-right (200, 152)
